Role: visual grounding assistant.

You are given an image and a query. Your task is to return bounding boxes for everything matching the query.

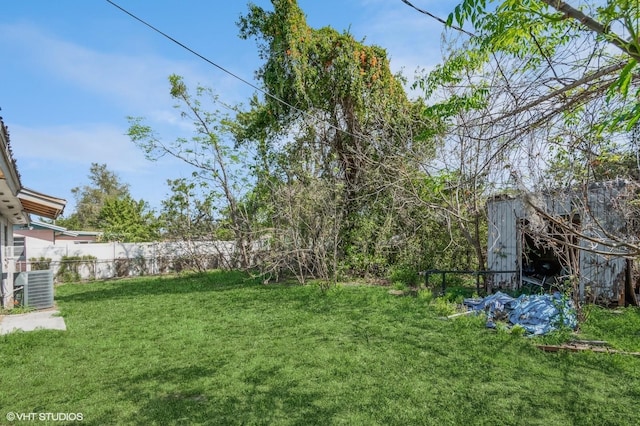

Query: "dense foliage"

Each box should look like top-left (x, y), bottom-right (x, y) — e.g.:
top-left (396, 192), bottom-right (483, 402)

top-left (125, 0), bottom-right (479, 282)
top-left (53, 163), bottom-right (159, 243)
top-left (235, 0), bottom-right (436, 280)
top-left (56, 163), bottom-right (130, 231)
top-left (119, 0), bottom-right (640, 284)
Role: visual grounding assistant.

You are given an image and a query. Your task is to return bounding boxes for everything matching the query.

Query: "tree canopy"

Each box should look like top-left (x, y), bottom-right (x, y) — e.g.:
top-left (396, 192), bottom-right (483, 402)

top-left (56, 163), bottom-right (131, 231)
top-left (235, 0), bottom-right (434, 278)
top-left (54, 163), bottom-right (159, 242)
top-left (446, 0), bottom-right (639, 131)
top-left (97, 195), bottom-right (160, 243)
top-left (118, 0), bottom-right (640, 289)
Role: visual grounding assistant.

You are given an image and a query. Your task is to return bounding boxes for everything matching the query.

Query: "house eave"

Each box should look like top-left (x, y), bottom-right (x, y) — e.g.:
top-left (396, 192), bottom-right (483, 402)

top-left (0, 118), bottom-right (66, 224)
top-left (18, 187), bottom-right (66, 220)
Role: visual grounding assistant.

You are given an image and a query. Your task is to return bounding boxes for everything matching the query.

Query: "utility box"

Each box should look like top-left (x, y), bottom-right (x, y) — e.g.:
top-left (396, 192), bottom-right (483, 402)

top-left (15, 270), bottom-right (54, 309)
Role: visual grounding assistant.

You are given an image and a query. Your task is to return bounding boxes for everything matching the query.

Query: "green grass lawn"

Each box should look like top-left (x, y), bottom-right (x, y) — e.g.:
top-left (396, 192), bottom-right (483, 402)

top-left (1, 271), bottom-right (640, 425)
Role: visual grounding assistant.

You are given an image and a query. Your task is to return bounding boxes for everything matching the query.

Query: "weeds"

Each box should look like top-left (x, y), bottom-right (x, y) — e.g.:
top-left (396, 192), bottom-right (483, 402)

top-left (431, 296), bottom-right (459, 317)
top-left (0, 305), bottom-right (35, 315)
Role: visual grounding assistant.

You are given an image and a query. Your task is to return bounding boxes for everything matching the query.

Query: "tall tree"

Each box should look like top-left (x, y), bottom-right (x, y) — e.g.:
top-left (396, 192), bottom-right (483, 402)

top-left (159, 178), bottom-right (222, 241)
top-left (97, 195), bottom-right (159, 242)
top-left (128, 75), bottom-right (253, 268)
top-left (237, 0), bottom-right (432, 278)
top-left (406, 0), bottom-right (640, 300)
top-left (434, 0), bottom-right (640, 160)
top-left (57, 163), bottom-right (130, 230)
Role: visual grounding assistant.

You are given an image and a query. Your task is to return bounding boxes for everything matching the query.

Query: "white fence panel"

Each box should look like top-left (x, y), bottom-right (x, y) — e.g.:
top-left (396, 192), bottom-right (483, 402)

top-left (23, 240), bottom-right (237, 281)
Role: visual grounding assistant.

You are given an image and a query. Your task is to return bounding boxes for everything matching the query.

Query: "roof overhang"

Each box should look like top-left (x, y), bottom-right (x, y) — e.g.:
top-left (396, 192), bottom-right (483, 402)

top-left (17, 187), bottom-right (66, 220)
top-left (0, 180), bottom-right (28, 224)
top-left (0, 119), bottom-right (66, 224)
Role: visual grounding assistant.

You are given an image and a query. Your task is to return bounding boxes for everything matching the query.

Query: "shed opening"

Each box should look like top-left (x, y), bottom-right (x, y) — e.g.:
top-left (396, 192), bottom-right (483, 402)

top-left (520, 214), bottom-right (580, 291)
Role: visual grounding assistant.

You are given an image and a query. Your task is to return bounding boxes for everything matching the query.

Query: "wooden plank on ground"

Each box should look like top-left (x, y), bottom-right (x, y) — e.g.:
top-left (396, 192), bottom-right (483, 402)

top-left (537, 344), bottom-right (640, 357)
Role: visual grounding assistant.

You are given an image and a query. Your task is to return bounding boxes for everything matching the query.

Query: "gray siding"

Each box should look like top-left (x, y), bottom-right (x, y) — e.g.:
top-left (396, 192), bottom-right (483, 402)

top-left (578, 181), bottom-right (628, 303)
top-left (487, 197), bottom-right (522, 290)
top-left (579, 248), bottom-right (626, 304)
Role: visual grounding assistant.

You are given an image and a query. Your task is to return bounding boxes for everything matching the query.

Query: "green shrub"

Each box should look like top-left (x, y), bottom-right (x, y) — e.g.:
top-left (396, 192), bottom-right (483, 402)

top-left (431, 297), bottom-right (458, 317)
top-left (510, 324), bottom-right (526, 337)
top-left (56, 255), bottom-right (97, 283)
top-left (392, 281), bottom-right (408, 291)
top-left (417, 288), bottom-right (434, 303)
top-left (343, 248), bottom-right (388, 278)
top-left (440, 284), bottom-right (477, 303)
top-left (388, 265), bottom-right (419, 286)
top-left (29, 257), bottom-right (51, 271)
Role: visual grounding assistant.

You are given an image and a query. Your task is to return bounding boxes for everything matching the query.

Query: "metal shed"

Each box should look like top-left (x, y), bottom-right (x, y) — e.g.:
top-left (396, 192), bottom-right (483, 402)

top-left (487, 180), bottom-right (635, 305)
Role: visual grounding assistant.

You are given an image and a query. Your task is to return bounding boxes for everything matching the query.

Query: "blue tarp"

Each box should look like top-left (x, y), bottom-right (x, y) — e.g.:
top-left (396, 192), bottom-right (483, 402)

top-left (463, 291), bottom-right (578, 335)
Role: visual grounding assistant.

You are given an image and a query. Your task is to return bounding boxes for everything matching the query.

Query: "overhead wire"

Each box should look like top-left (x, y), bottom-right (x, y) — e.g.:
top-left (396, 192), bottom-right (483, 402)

top-left (104, 0), bottom-right (362, 140)
top-left (398, 0), bottom-right (475, 37)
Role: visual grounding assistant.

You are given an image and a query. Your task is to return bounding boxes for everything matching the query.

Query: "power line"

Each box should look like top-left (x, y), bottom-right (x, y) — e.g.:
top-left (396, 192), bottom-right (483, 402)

top-left (399, 0), bottom-right (475, 37)
top-left (104, 0), bottom-right (360, 139)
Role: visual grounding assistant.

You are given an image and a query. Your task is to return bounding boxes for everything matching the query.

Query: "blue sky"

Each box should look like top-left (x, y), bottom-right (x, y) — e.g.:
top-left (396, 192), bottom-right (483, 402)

top-left (1, 0), bottom-right (451, 216)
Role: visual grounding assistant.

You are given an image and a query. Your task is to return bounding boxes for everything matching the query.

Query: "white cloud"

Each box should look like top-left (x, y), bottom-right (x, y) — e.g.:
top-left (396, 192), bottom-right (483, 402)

top-left (10, 123), bottom-right (149, 173)
top-left (0, 22), bottom-right (245, 121)
top-left (9, 123), bottom-right (192, 211)
top-left (1, 23), bottom-right (161, 108)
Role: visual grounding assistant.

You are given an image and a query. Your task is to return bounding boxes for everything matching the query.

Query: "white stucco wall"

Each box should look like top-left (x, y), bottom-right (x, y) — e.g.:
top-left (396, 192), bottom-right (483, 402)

top-left (22, 238), bottom-right (237, 280)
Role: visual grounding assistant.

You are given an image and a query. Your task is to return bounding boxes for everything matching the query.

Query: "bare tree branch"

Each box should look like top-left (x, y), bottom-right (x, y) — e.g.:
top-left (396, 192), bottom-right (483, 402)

top-left (494, 62), bottom-right (626, 124)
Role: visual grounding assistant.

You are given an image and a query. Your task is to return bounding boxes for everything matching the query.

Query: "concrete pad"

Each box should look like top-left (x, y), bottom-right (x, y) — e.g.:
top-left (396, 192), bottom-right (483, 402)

top-left (0, 310), bottom-right (66, 335)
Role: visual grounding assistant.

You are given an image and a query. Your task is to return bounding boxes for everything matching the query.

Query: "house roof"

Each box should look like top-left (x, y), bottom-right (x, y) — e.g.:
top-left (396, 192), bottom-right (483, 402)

top-left (30, 220), bottom-right (102, 237)
top-left (18, 188), bottom-right (66, 220)
top-left (0, 118), bottom-right (66, 224)
top-left (27, 220), bottom-right (69, 233)
top-left (15, 220), bottom-right (103, 239)
top-left (0, 182), bottom-right (28, 224)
